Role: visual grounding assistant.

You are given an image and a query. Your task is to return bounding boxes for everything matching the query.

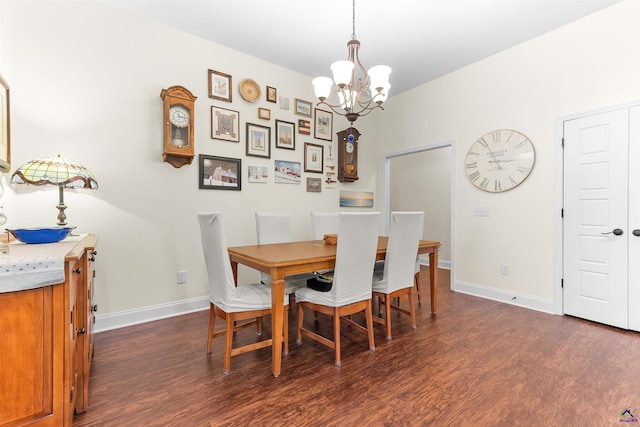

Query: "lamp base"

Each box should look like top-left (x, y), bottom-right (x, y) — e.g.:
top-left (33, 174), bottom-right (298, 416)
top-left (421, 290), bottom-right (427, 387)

top-left (57, 185), bottom-right (67, 226)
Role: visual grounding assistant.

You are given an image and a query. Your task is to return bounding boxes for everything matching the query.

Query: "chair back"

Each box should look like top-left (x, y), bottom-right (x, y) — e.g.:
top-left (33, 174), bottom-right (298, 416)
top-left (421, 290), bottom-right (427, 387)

top-left (382, 211), bottom-right (425, 293)
top-left (310, 212), bottom-right (339, 240)
top-left (330, 212), bottom-right (380, 304)
top-left (255, 212), bottom-right (291, 244)
top-left (255, 212), bottom-right (291, 285)
top-left (197, 212), bottom-right (238, 306)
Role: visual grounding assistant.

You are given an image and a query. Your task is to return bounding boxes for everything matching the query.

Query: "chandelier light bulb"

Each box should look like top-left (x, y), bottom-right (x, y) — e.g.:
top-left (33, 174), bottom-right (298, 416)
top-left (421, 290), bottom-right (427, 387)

top-left (312, 76), bottom-right (333, 101)
top-left (331, 60), bottom-right (355, 88)
top-left (368, 65), bottom-right (392, 93)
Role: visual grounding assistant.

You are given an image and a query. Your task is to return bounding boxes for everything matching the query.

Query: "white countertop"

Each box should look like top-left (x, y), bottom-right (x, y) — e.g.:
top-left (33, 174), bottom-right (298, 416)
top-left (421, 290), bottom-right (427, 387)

top-left (0, 234), bottom-right (88, 293)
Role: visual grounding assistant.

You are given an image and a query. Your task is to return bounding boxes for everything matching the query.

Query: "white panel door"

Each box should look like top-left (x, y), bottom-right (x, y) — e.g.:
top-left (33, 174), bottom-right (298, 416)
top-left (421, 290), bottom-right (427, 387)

top-left (563, 108), bottom-right (629, 329)
top-left (628, 106), bottom-right (640, 331)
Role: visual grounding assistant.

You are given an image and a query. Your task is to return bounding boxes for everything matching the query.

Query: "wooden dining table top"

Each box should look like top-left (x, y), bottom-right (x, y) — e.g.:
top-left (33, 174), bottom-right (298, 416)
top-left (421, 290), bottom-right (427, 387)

top-left (227, 237), bottom-right (440, 270)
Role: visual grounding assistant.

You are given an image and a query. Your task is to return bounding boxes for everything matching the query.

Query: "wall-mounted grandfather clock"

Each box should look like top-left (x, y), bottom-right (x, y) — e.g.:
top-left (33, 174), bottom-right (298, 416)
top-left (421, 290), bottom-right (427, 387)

top-left (160, 85), bottom-right (197, 168)
top-left (337, 127), bottom-right (360, 182)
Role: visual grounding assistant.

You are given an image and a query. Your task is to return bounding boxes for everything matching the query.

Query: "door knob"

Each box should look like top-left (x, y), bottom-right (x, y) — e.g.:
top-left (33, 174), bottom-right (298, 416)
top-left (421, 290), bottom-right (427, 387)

top-left (602, 228), bottom-right (624, 236)
top-left (633, 229), bottom-right (640, 237)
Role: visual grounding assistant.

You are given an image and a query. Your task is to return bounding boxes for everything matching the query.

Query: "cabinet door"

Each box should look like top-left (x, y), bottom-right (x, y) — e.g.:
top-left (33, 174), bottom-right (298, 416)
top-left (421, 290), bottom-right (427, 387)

top-left (76, 247), bottom-right (96, 414)
top-left (66, 259), bottom-right (79, 426)
top-left (0, 286), bottom-right (59, 426)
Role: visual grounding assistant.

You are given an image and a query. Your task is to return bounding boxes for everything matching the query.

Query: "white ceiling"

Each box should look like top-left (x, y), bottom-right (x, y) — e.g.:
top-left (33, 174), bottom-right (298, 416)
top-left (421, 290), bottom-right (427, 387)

top-left (100, 0), bottom-right (621, 97)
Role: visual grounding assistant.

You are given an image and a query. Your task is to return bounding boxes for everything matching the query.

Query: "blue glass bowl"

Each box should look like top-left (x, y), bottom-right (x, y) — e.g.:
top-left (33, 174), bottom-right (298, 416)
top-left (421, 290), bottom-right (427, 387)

top-left (7, 226), bottom-right (76, 244)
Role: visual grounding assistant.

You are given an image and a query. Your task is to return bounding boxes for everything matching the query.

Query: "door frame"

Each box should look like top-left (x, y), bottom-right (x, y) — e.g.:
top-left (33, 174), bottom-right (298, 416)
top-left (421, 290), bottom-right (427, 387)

top-left (554, 99), bottom-right (640, 316)
top-left (380, 140), bottom-right (456, 287)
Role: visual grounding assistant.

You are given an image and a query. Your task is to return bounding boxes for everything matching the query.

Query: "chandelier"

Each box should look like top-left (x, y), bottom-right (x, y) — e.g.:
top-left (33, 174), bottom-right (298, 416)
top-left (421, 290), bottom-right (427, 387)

top-left (312, 0), bottom-right (391, 124)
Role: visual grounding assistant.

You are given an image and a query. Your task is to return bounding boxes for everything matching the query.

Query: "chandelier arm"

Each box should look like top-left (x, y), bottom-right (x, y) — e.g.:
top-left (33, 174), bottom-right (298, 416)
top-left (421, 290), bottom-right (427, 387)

top-left (315, 100), bottom-right (353, 116)
top-left (355, 104), bottom-right (384, 118)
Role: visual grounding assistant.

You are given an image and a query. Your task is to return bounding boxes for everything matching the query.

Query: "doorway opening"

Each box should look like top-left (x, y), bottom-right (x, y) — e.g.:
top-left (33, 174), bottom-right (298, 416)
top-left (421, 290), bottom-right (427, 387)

top-left (380, 140), bottom-right (456, 286)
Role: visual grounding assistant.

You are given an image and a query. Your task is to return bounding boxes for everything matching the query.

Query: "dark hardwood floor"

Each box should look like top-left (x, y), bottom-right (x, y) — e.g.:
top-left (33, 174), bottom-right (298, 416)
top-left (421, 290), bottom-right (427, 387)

top-left (73, 268), bottom-right (640, 426)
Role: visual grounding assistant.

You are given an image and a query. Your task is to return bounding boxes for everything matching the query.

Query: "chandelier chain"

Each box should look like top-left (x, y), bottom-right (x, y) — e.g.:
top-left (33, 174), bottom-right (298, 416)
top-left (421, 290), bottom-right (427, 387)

top-left (351, 0), bottom-right (356, 40)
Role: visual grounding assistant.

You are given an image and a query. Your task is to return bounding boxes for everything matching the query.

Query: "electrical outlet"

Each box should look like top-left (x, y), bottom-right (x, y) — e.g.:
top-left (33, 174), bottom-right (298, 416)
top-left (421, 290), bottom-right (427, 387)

top-left (500, 264), bottom-right (510, 276)
top-left (474, 206), bottom-right (490, 217)
top-left (177, 270), bottom-right (187, 284)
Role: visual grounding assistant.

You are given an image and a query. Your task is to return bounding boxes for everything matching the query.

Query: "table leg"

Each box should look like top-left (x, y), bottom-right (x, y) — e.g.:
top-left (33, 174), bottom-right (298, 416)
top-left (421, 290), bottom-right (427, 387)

top-left (271, 275), bottom-right (285, 377)
top-left (429, 249), bottom-right (438, 313)
top-left (231, 261), bottom-right (238, 285)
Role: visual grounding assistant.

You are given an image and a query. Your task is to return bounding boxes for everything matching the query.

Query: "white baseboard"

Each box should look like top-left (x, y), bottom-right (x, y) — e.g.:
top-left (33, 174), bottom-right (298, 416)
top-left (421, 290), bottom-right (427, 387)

top-left (94, 296), bottom-right (209, 333)
top-left (453, 280), bottom-right (556, 314)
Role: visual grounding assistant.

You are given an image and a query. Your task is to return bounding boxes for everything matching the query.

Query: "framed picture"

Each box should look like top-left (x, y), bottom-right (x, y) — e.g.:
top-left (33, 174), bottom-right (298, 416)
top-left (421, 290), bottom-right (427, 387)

top-left (294, 98), bottom-right (312, 117)
top-left (274, 159), bottom-right (301, 184)
top-left (314, 108), bottom-right (333, 141)
top-left (258, 107), bottom-right (270, 120)
top-left (210, 106), bottom-right (239, 142)
top-left (199, 154), bottom-right (241, 190)
top-left (208, 69), bottom-right (232, 102)
top-left (304, 142), bottom-right (324, 173)
top-left (248, 165), bottom-right (269, 183)
top-left (279, 96), bottom-right (290, 110)
top-left (340, 190), bottom-right (374, 207)
top-left (266, 86), bottom-right (277, 103)
top-left (0, 74), bottom-right (10, 172)
top-left (246, 122), bottom-right (271, 158)
top-left (307, 177), bottom-right (322, 193)
top-left (275, 120), bottom-right (295, 150)
top-left (298, 119), bottom-right (310, 135)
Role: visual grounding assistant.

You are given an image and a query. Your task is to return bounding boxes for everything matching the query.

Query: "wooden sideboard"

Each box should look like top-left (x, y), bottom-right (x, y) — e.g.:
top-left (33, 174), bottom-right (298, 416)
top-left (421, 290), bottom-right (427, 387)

top-left (0, 234), bottom-right (98, 427)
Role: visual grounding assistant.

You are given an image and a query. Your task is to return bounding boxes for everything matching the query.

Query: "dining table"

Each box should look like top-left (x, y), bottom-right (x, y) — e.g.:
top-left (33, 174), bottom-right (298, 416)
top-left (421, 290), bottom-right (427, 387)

top-left (227, 236), bottom-right (440, 377)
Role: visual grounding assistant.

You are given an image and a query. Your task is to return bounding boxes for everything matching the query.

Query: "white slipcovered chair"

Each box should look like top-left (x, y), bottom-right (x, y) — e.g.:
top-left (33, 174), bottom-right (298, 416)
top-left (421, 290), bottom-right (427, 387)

top-left (197, 212), bottom-right (289, 375)
top-left (295, 212), bottom-right (380, 366)
top-left (372, 211), bottom-right (424, 340)
top-left (255, 212), bottom-right (312, 294)
top-left (310, 211), bottom-right (340, 240)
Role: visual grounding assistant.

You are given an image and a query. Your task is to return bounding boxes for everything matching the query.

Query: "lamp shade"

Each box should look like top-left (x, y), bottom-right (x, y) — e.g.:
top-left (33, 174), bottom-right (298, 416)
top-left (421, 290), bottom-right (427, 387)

top-left (312, 76), bottom-right (334, 101)
top-left (11, 155), bottom-right (98, 189)
top-left (330, 60), bottom-right (355, 87)
top-left (368, 65), bottom-right (392, 93)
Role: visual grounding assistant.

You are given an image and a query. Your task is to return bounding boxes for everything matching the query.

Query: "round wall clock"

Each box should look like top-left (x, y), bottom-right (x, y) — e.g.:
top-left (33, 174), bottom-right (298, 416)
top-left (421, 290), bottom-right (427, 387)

top-left (465, 129), bottom-right (535, 193)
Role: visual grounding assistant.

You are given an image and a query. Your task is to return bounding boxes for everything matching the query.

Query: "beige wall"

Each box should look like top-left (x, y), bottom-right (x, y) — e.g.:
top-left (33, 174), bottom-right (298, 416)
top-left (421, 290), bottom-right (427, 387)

top-left (0, 1), bottom-right (379, 327)
top-left (2, 0), bottom-right (639, 327)
top-left (378, 0), bottom-right (640, 310)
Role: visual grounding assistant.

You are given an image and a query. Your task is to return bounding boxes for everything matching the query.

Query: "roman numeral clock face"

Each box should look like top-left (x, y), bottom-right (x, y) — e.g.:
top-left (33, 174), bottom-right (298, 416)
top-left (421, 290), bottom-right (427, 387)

top-left (465, 129), bottom-right (535, 192)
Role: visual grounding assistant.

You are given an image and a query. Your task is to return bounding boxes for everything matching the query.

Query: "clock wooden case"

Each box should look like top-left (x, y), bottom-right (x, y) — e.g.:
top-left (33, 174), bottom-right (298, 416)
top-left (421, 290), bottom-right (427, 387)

top-left (160, 85), bottom-right (197, 168)
top-left (337, 127), bottom-right (360, 182)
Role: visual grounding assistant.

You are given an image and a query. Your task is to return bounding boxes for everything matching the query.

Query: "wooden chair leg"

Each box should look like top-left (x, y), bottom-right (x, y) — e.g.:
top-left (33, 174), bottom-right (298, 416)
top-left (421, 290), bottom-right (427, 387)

top-left (365, 301), bottom-right (375, 352)
top-left (207, 302), bottom-right (215, 354)
top-left (256, 316), bottom-right (263, 336)
top-left (296, 302), bottom-right (304, 345)
top-left (384, 294), bottom-right (393, 341)
top-left (283, 305), bottom-right (289, 355)
top-left (408, 289), bottom-right (417, 330)
top-left (223, 314), bottom-right (234, 375)
top-left (414, 271), bottom-right (422, 304)
top-left (333, 307), bottom-right (341, 367)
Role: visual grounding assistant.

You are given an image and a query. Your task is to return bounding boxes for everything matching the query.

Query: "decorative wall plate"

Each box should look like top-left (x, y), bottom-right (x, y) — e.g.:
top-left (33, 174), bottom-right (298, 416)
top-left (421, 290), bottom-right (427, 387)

top-left (239, 79), bottom-right (261, 103)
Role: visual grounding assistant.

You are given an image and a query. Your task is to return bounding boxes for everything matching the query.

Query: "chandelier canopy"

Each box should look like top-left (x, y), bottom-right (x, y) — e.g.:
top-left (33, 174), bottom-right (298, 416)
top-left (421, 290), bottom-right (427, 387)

top-left (312, 0), bottom-right (391, 124)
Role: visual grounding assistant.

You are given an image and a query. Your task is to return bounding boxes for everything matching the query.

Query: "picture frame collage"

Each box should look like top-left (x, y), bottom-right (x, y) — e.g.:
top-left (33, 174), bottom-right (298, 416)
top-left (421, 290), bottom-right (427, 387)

top-left (202, 68), bottom-right (334, 192)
